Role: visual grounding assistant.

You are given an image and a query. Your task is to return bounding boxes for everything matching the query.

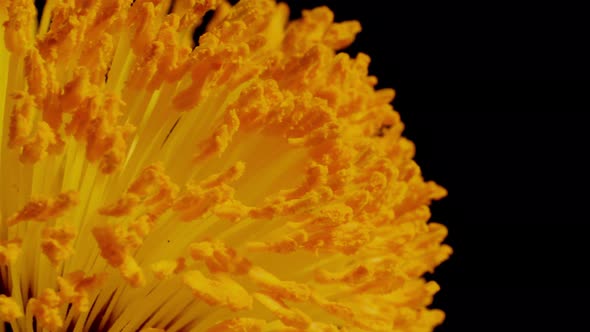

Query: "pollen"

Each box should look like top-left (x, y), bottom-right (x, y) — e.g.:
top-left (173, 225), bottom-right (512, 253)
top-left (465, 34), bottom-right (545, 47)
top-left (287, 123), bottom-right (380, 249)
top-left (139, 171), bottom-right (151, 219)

top-left (0, 0), bottom-right (450, 331)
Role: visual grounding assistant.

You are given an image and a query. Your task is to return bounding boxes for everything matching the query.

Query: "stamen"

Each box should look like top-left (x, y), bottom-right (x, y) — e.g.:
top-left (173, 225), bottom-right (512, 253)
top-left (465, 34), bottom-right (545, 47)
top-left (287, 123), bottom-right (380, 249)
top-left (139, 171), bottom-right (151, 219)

top-left (0, 0), bottom-right (449, 331)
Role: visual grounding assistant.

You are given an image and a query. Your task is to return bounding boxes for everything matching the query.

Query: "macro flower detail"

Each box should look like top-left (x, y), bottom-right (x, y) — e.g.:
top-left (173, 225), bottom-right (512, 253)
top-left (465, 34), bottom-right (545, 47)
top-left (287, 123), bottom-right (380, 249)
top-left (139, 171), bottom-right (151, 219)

top-left (0, 0), bottom-right (451, 331)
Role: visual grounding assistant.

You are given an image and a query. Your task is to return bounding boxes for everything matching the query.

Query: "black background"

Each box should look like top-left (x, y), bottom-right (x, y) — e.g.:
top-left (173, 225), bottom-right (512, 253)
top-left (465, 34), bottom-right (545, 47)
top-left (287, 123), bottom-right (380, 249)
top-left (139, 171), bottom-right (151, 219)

top-left (283, 1), bottom-right (590, 331)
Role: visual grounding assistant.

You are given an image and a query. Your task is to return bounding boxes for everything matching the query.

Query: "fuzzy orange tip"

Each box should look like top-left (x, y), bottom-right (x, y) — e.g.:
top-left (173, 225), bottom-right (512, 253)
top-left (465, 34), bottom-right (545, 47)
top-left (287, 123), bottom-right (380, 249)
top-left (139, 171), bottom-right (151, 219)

top-left (0, 0), bottom-right (450, 331)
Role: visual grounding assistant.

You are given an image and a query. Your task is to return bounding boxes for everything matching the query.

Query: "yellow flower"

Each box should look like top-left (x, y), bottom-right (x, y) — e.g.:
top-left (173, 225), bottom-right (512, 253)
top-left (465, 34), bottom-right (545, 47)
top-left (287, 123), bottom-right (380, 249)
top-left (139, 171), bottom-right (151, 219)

top-left (0, 0), bottom-right (451, 331)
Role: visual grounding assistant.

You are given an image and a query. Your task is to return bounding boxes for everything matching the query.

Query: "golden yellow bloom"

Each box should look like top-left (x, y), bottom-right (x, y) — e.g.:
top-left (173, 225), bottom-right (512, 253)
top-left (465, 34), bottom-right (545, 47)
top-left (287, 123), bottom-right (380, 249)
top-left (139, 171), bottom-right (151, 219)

top-left (0, 0), bottom-right (451, 331)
